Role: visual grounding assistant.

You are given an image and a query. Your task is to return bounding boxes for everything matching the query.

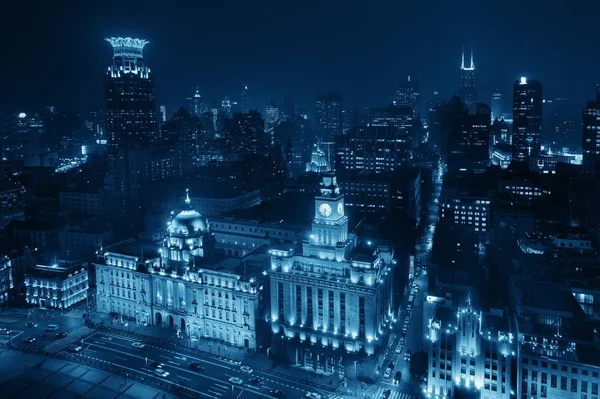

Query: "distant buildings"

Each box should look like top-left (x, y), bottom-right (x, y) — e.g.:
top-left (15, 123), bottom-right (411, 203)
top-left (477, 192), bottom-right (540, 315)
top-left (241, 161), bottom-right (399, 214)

top-left (269, 173), bottom-right (395, 379)
top-left (240, 85), bottom-right (250, 113)
top-left (447, 103), bottom-right (491, 174)
top-left (395, 76), bottom-right (420, 119)
top-left (335, 126), bottom-right (411, 172)
top-left (459, 47), bottom-right (478, 114)
top-left (512, 77), bottom-right (543, 162)
top-left (232, 111), bottom-right (267, 155)
top-left (25, 263), bottom-right (89, 309)
top-left (582, 85), bottom-right (600, 175)
top-left (491, 90), bottom-right (502, 122)
top-left (315, 92), bottom-right (342, 165)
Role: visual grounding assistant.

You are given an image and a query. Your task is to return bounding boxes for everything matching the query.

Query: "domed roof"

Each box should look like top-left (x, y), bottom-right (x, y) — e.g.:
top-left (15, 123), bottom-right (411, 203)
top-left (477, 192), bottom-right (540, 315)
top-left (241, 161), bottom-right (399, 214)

top-left (170, 209), bottom-right (207, 235)
top-left (168, 189), bottom-right (207, 235)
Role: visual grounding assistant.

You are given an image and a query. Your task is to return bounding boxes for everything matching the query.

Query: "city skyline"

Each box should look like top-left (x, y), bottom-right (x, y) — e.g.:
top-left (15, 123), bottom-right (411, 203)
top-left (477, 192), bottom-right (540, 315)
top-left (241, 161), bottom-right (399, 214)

top-left (1, 0), bottom-right (599, 114)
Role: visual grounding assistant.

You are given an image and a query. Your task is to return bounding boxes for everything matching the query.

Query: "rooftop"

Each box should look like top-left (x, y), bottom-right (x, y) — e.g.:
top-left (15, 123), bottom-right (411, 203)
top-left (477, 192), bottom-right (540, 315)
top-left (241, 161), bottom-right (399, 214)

top-left (222, 192), bottom-right (313, 226)
top-left (104, 239), bottom-right (161, 261)
top-left (26, 262), bottom-right (86, 280)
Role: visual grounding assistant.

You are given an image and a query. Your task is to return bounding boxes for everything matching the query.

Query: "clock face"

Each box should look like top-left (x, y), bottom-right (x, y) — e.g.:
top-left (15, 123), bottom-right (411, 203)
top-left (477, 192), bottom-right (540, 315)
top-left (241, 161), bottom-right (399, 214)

top-left (318, 203), bottom-right (332, 217)
top-left (337, 202), bottom-right (344, 216)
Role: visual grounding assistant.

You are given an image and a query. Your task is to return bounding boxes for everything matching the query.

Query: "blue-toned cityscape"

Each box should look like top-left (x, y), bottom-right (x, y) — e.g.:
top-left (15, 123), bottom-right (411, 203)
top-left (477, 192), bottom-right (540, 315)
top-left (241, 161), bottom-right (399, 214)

top-left (0, 2), bottom-right (600, 399)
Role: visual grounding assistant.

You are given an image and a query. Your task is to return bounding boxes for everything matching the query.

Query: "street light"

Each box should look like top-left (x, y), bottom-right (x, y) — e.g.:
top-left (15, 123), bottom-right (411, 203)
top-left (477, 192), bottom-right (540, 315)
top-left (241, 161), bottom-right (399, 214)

top-left (354, 360), bottom-right (358, 397)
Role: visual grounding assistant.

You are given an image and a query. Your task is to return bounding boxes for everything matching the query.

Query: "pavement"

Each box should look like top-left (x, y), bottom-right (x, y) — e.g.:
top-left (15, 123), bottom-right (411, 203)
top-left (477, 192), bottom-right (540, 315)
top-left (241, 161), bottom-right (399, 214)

top-left (0, 348), bottom-right (177, 399)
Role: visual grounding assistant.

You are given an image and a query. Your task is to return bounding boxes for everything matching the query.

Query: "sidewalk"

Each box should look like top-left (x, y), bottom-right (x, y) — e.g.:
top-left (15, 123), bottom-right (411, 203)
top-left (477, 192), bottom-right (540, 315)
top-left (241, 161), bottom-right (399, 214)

top-left (0, 348), bottom-right (178, 399)
top-left (94, 313), bottom-right (248, 364)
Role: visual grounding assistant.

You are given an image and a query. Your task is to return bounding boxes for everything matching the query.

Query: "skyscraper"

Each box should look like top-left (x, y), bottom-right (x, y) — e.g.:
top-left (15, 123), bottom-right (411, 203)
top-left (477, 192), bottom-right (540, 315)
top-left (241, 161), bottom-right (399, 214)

top-left (458, 46), bottom-right (478, 114)
top-left (105, 37), bottom-right (157, 144)
top-left (582, 85), bottom-right (600, 175)
top-left (315, 92), bottom-right (342, 166)
top-left (240, 85), bottom-right (250, 113)
top-left (232, 110), bottom-right (267, 155)
top-left (395, 76), bottom-right (420, 119)
top-left (447, 103), bottom-right (491, 173)
top-left (512, 77), bottom-right (543, 162)
top-left (265, 100), bottom-right (280, 146)
top-left (491, 90), bottom-right (502, 121)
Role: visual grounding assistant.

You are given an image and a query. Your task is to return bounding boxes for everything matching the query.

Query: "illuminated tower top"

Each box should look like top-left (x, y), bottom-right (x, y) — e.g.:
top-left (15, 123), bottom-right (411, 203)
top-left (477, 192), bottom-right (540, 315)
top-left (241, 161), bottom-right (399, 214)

top-left (105, 37), bottom-right (149, 60)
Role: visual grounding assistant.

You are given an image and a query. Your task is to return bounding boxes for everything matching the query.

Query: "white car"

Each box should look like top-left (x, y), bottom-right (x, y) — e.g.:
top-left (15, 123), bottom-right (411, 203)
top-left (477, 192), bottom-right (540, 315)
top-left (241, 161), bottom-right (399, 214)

top-left (154, 368), bottom-right (169, 378)
top-left (71, 346), bottom-right (82, 352)
top-left (229, 377), bottom-right (243, 385)
top-left (395, 345), bottom-right (402, 354)
top-left (131, 342), bottom-right (145, 349)
top-left (306, 393), bottom-right (322, 399)
top-left (240, 366), bottom-right (253, 374)
top-left (383, 367), bottom-right (392, 379)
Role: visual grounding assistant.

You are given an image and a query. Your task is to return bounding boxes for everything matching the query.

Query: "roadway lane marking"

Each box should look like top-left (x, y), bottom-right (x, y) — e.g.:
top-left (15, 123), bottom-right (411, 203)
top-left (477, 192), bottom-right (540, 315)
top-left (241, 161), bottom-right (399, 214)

top-left (178, 375), bottom-right (191, 381)
top-left (114, 355), bottom-right (128, 361)
top-left (159, 355), bottom-right (172, 360)
top-left (167, 361), bottom-right (180, 366)
top-left (99, 331), bottom-right (233, 370)
top-left (83, 354), bottom-right (220, 399)
top-left (208, 390), bottom-right (224, 396)
top-left (214, 383), bottom-right (229, 389)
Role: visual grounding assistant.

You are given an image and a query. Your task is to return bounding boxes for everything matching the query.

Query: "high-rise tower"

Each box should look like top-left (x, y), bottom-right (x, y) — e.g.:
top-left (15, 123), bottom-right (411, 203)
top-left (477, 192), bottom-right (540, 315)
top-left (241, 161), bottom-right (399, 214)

top-left (512, 77), bottom-right (543, 162)
top-left (459, 46), bottom-right (478, 114)
top-left (240, 85), bottom-right (250, 113)
top-left (105, 37), bottom-right (157, 144)
top-left (582, 85), bottom-right (600, 175)
top-left (491, 90), bottom-right (502, 122)
top-left (395, 76), bottom-right (420, 119)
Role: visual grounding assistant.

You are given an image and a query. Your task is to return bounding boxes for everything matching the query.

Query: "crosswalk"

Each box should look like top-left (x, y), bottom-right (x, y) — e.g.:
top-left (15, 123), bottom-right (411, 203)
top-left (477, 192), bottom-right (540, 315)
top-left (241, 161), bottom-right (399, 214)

top-left (329, 388), bottom-right (415, 399)
top-left (45, 326), bottom-right (93, 353)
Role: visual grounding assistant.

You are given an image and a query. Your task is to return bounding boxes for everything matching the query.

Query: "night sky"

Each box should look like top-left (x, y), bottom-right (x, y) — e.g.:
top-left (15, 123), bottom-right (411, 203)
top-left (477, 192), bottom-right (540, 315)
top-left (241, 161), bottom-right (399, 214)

top-left (1, 0), bottom-right (599, 115)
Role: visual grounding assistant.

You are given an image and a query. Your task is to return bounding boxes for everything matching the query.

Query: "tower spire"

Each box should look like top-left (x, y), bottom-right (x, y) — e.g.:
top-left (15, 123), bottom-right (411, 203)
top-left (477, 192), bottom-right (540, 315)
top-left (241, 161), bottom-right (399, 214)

top-left (470, 45), bottom-right (475, 70)
top-left (185, 188), bottom-right (191, 205)
top-left (461, 46), bottom-right (465, 70)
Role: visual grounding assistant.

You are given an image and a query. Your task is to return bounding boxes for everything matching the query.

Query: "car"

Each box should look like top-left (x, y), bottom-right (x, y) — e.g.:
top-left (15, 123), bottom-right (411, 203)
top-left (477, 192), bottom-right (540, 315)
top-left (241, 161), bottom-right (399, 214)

top-left (150, 361), bottom-right (165, 369)
top-left (71, 346), bottom-right (82, 352)
top-left (305, 393), bottom-right (322, 399)
top-left (229, 377), bottom-right (243, 385)
top-left (388, 361), bottom-right (395, 369)
top-left (380, 389), bottom-right (391, 399)
top-left (399, 337), bottom-right (405, 344)
top-left (45, 324), bottom-right (59, 331)
top-left (394, 371), bottom-right (402, 385)
top-left (404, 317), bottom-right (410, 323)
top-left (0, 328), bottom-right (11, 335)
top-left (249, 376), bottom-right (261, 385)
top-left (270, 389), bottom-right (285, 397)
top-left (383, 367), bottom-right (392, 379)
top-left (154, 368), bottom-right (169, 378)
top-left (131, 342), bottom-right (145, 348)
top-left (395, 345), bottom-right (402, 354)
top-left (189, 362), bottom-right (203, 371)
top-left (22, 337), bottom-right (36, 343)
top-left (240, 366), bottom-right (253, 374)
top-left (25, 322), bottom-right (38, 328)
top-left (56, 332), bottom-right (68, 338)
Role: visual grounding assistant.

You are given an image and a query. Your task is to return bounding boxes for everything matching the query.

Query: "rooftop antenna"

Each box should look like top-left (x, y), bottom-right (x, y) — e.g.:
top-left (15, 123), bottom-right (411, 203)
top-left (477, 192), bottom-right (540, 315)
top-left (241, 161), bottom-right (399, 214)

top-left (461, 46), bottom-right (465, 70)
top-left (470, 45), bottom-right (475, 70)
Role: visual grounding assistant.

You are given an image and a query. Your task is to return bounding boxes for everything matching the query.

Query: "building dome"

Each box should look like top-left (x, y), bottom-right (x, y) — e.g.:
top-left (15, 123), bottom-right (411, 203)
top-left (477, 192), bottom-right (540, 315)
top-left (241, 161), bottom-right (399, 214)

top-left (169, 190), bottom-right (208, 235)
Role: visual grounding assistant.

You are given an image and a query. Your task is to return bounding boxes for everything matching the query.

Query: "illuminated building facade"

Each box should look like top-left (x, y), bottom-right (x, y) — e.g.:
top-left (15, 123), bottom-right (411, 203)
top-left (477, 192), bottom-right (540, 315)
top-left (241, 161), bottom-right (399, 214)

top-left (424, 293), bottom-right (515, 399)
top-left (335, 126), bottom-right (411, 172)
top-left (459, 46), bottom-right (478, 114)
top-left (25, 263), bottom-right (89, 309)
top-left (0, 256), bottom-right (13, 305)
top-left (105, 37), bottom-right (157, 145)
top-left (439, 192), bottom-right (491, 235)
top-left (491, 90), bottom-right (502, 122)
top-left (95, 191), bottom-right (265, 350)
top-left (395, 76), bottom-right (420, 119)
top-left (582, 85), bottom-right (600, 175)
top-left (512, 77), bottom-right (543, 162)
top-left (269, 173), bottom-right (395, 380)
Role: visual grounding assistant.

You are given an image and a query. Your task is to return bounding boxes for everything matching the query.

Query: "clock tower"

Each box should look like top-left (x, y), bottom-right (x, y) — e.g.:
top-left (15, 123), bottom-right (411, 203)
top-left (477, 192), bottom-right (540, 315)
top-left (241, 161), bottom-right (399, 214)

top-left (310, 172), bottom-right (348, 248)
